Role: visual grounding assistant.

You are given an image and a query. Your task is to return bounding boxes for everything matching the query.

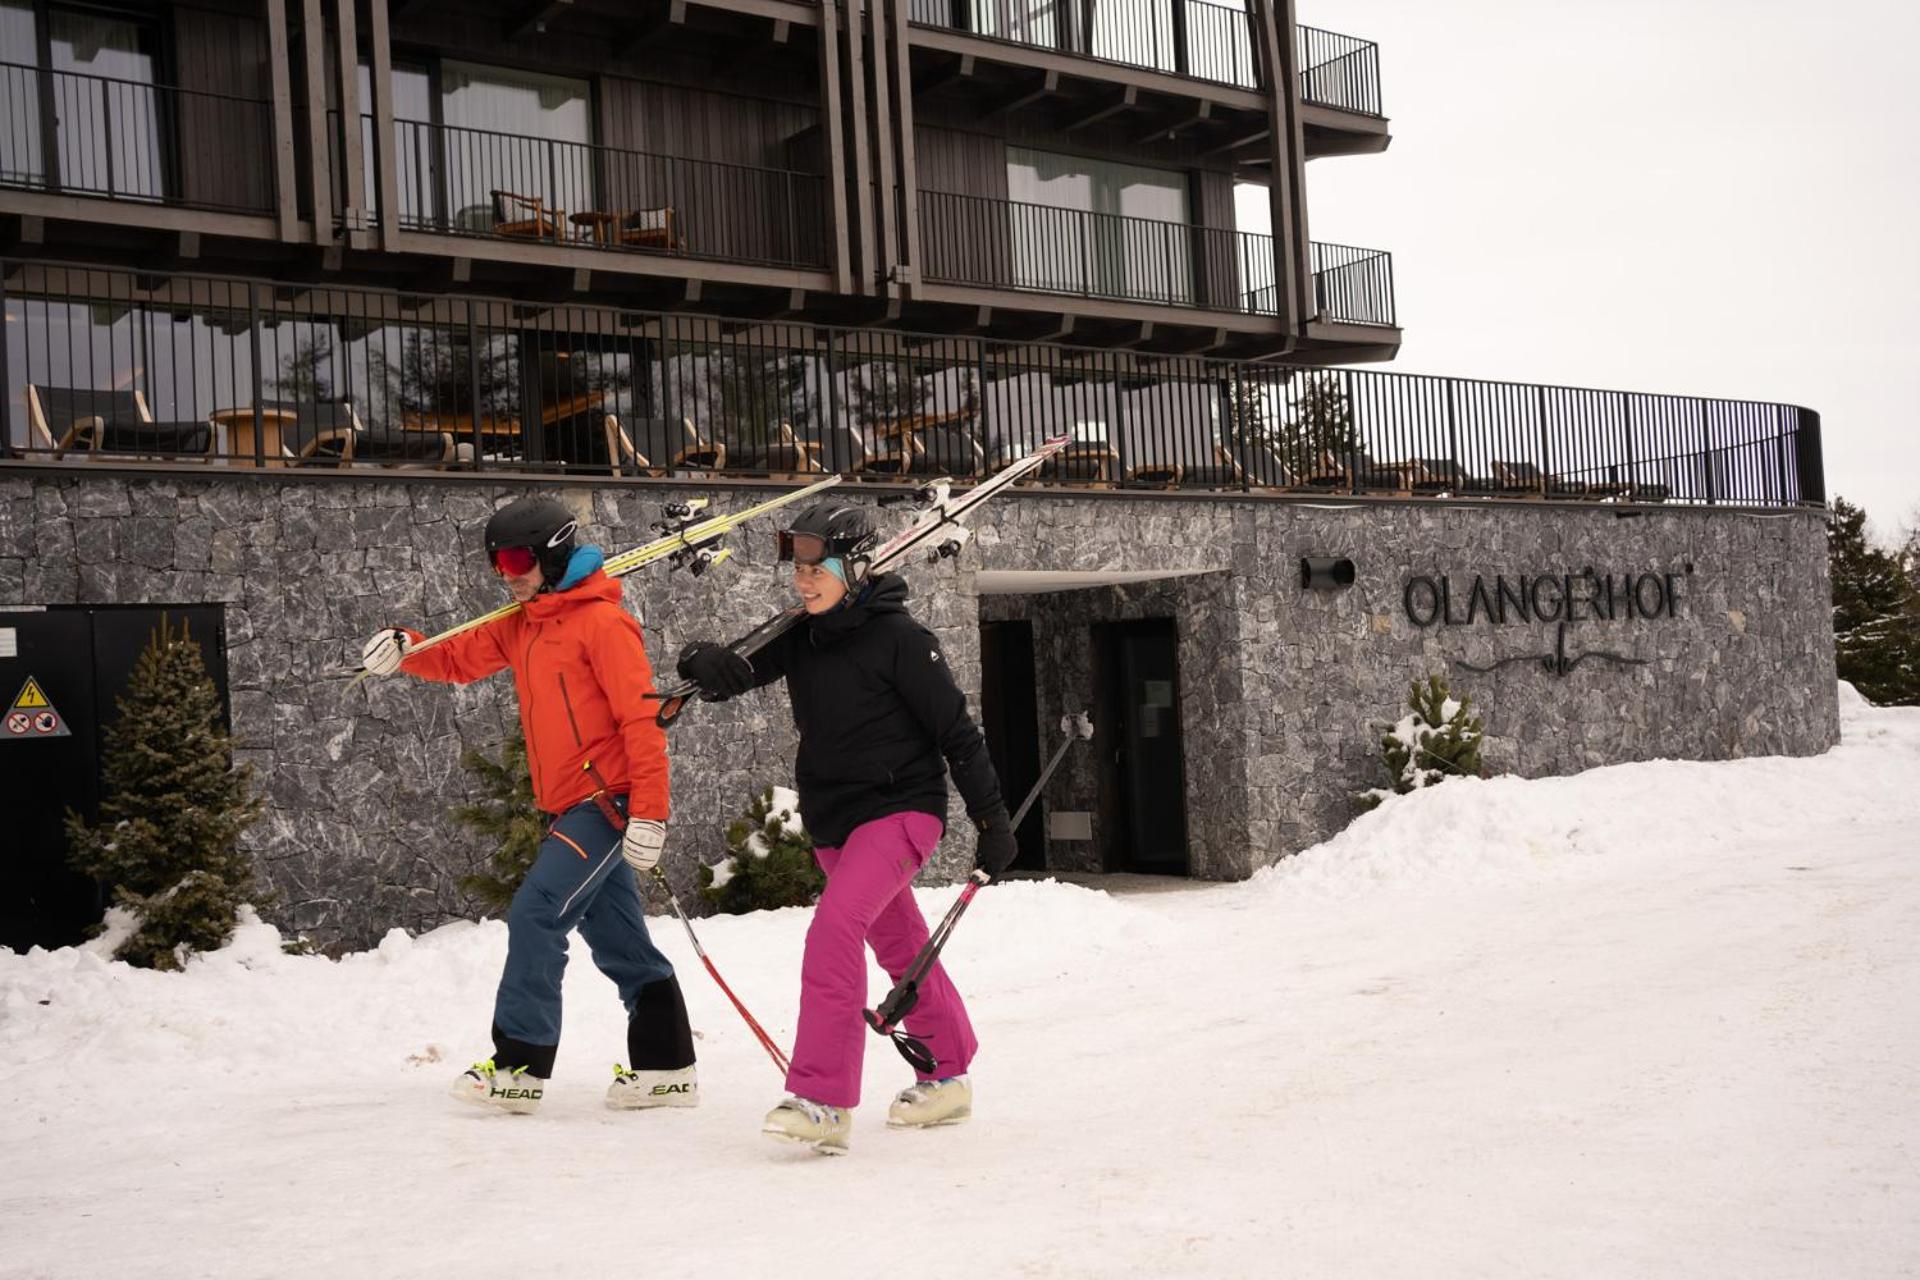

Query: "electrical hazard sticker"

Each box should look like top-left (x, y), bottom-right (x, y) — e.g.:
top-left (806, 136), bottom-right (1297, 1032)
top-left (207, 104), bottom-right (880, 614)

top-left (3, 676), bottom-right (70, 740)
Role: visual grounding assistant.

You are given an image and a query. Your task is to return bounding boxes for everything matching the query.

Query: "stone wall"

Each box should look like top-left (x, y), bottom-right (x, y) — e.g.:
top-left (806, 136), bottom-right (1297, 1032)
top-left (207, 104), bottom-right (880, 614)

top-left (0, 469), bottom-right (1838, 949)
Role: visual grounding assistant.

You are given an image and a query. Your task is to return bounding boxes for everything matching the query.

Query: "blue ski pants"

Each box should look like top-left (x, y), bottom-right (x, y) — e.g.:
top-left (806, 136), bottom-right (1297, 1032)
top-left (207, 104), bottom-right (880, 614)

top-left (491, 794), bottom-right (677, 1074)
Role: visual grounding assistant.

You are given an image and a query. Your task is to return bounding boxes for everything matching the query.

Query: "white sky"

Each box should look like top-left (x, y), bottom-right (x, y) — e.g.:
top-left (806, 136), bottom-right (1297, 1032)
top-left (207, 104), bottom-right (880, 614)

top-left (1238, 0), bottom-right (1920, 540)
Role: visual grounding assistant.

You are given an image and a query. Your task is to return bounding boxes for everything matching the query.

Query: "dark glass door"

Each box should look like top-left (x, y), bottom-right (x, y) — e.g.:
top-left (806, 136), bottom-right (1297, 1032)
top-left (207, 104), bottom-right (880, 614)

top-left (1098, 618), bottom-right (1188, 873)
top-left (980, 620), bottom-right (1044, 870)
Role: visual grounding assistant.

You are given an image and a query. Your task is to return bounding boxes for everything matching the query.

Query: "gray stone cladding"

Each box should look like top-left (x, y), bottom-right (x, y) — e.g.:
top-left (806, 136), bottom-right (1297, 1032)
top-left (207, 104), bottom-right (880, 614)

top-left (0, 471), bottom-right (1837, 950)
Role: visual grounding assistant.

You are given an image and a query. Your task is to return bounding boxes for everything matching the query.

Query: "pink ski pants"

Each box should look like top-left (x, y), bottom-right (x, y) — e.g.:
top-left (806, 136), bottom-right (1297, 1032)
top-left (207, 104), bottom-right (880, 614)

top-left (785, 811), bottom-right (978, 1109)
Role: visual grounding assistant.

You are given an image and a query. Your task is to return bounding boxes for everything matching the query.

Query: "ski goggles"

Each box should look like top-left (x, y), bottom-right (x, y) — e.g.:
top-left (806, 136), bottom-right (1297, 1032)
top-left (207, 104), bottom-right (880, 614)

top-left (776, 530), bottom-right (831, 566)
top-left (490, 545), bottom-right (540, 576)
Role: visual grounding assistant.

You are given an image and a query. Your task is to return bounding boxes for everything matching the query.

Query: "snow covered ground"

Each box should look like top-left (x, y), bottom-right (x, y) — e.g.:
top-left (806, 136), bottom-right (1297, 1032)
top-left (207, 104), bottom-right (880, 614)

top-left (4, 686), bottom-right (1917, 1279)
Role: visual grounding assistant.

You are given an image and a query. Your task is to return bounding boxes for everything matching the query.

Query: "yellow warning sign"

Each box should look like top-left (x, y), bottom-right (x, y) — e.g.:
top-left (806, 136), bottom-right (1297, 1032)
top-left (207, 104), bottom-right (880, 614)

top-left (4, 676), bottom-right (70, 740)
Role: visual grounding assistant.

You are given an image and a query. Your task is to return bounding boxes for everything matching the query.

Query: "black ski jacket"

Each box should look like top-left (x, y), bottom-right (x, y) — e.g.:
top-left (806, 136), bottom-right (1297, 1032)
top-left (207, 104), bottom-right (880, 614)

top-left (741, 574), bottom-right (1004, 848)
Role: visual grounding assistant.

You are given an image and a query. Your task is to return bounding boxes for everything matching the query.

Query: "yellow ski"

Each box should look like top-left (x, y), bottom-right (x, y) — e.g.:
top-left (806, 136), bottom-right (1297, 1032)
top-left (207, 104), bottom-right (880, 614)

top-left (340, 474), bottom-right (840, 686)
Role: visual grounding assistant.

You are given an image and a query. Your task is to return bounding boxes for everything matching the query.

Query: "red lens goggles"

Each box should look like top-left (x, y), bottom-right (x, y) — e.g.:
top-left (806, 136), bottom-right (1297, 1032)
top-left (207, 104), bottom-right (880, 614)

top-left (491, 546), bottom-right (540, 576)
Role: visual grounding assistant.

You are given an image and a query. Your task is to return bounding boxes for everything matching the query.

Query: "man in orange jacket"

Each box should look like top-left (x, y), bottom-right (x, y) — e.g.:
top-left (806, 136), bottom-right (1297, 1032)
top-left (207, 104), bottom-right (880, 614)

top-left (360, 496), bottom-right (695, 1115)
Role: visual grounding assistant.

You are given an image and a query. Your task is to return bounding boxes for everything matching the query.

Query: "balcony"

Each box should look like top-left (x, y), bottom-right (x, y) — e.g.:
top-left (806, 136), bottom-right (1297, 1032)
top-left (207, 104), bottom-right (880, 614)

top-left (905, 1), bottom-right (1383, 113)
top-left (0, 61), bottom-right (276, 216)
top-left (1297, 24), bottom-right (1382, 116)
top-left (333, 115), bottom-right (830, 272)
top-left (917, 189), bottom-right (1393, 325)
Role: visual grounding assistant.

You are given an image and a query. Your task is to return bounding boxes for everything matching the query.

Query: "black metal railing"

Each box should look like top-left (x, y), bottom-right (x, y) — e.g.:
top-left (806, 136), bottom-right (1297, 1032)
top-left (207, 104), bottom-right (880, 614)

top-left (1296, 25), bottom-right (1383, 116)
top-left (1, 260), bottom-right (1822, 509)
top-left (1309, 242), bottom-right (1395, 327)
top-left (0, 61), bottom-right (275, 215)
top-left (919, 189), bottom-right (1281, 315)
top-left (908, 0), bottom-right (1260, 90)
top-left (906, 5), bottom-right (1385, 110)
top-left (329, 115), bottom-right (829, 271)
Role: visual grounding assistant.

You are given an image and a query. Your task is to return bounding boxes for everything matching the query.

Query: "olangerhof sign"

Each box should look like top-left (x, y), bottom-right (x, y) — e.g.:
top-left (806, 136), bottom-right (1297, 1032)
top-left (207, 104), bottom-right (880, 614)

top-left (1400, 566), bottom-right (1693, 677)
top-left (1402, 568), bottom-right (1686, 629)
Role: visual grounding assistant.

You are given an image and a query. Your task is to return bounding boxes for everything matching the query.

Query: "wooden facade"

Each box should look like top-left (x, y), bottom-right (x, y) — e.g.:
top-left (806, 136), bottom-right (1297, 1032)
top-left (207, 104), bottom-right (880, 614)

top-left (0, 0), bottom-right (1397, 362)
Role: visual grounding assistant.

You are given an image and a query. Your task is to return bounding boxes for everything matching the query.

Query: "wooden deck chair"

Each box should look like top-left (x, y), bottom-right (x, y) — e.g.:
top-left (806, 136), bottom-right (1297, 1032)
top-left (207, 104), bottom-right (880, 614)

top-left (490, 189), bottom-right (561, 241)
top-left (28, 385), bottom-right (212, 460)
top-left (619, 207), bottom-right (682, 251)
top-left (603, 414), bottom-right (663, 476)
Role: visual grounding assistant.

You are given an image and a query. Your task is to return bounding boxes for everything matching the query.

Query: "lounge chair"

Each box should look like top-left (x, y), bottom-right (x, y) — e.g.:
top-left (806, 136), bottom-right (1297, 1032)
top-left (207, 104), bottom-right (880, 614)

top-left (25, 385), bottom-right (213, 461)
top-left (318, 429), bottom-right (476, 468)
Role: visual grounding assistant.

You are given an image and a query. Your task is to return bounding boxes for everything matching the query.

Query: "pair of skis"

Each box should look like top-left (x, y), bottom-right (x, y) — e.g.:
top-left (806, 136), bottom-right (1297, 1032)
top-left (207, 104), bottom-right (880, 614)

top-left (650, 434), bottom-right (1071, 727)
top-left (332, 473), bottom-right (845, 686)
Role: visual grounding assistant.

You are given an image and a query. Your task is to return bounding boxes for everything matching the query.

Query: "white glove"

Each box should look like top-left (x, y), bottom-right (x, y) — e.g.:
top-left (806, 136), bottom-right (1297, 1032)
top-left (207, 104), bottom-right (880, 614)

top-left (622, 819), bottom-right (667, 875)
top-left (360, 628), bottom-right (413, 676)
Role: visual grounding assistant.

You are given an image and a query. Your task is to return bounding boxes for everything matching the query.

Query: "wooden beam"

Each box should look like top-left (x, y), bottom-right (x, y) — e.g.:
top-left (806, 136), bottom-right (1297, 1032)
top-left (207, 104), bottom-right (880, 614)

top-left (817, 0), bottom-right (851, 295)
top-left (683, 278), bottom-right (703, 305)
top-left (505, 0), bottom-right (573, 40)
top-left (1119, 321), bottom-right (1156, 348)
top-left (1200, 126), bottom-right (1269, 159)
top-left (331, 0), bottom-right (367, 248)
top-left (265, 0), bottom-right (300, 241)
top-left (1135, 101), bottom-right (1209, 145)
top-left (1062, 86), bottom-right (1137, 133)
top-left (887, 0), bottom-right (922, 302)
top-left (368, 0), bottom-right (402, 248)
top-left (298, 0), bottom-right (334, 245)
top-left (869, 0), bottom-right (900, 297)
top-left (845, 0), bottom-right (877, 295)
top-left (990, 69), bottom-right (1058, 118)
top-left (771, 17), bottom-right (790, 42)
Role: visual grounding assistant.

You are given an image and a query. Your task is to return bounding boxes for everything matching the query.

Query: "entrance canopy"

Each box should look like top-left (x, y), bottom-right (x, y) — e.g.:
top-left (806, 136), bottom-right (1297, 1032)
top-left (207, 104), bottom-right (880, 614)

top-left (974, 568), bottom-right (1224, 595)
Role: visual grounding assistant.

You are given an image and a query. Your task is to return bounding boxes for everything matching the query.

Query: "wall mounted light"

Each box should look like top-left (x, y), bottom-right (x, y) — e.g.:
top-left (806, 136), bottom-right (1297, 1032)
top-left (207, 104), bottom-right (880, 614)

top-left (1300, 557), bottom-right (1356, 590)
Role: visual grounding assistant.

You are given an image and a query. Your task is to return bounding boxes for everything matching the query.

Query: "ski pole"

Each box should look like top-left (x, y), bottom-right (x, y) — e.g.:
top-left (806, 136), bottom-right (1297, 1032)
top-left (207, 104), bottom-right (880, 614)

top-left (864, 711), bottom-right (1094, 1072)
top-left (648, 868), bottom-right (791, 1077)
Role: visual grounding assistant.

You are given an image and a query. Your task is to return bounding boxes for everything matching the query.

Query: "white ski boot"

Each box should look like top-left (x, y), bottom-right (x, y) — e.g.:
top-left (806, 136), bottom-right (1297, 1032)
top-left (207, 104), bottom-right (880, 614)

top-left (761, 1095), bottom-right (851, 1155)
top-left (888, 1075), bottom-right (972, 1128)
top-left (450, 1059), bottom-right (544, 1115)
top-left (607, 1063), bottom-right (699, 1110)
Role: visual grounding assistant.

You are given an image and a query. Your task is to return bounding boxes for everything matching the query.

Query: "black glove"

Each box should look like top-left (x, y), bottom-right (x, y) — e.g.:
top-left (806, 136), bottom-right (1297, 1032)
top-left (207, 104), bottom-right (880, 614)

top-left (972, 806), bottom-right (1018, 877)
top-left (677, 641), bottom-right (754, 699)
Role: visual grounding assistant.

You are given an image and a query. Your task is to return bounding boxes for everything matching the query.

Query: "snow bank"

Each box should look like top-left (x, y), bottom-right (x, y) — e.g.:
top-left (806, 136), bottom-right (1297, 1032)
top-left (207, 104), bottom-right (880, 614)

top-left (1262, 682), bottom-right (1919, 898)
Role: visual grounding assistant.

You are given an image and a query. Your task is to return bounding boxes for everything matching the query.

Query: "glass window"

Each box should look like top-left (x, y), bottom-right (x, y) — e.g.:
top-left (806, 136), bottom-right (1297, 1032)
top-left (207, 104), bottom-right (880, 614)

top-left (358, 62), bottom-right (435, 228)
top-left (1, 2), bottom-right (41, 185)
top-left (1006, 148), bottom-right (1192, 305)
top-left (48, 8), bottom-right (163, 201)
top-left (438, 61), bottom-right (591, 232)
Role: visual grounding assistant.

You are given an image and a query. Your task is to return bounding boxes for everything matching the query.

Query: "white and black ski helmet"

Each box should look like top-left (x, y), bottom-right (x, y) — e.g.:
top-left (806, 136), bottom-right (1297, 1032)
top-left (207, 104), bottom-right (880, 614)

top-left (778, 502), bottom-right (876, 576)
top-left (485, 496), bottom-right (577, 585)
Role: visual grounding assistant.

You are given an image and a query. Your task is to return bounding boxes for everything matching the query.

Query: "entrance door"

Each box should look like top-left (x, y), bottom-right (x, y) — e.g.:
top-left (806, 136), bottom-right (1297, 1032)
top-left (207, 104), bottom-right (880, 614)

top-left (979, 619), bottom-right (1045, 871)
top-left (0, 605), bottom-right (229, 951)
top-left (1095, 618), bottom-right (1189, 874)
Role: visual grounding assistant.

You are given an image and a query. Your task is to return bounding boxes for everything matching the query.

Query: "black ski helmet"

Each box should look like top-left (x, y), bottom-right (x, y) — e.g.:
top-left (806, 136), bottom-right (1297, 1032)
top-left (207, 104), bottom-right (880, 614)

top-left (485, 496), bottom-right (577, 586)
top-left (778, 502), bottom-right (876, 576)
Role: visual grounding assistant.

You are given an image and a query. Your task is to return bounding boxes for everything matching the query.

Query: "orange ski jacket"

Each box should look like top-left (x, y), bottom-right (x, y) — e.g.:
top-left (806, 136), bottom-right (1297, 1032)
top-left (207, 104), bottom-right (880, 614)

top-left (399, 569), bottom-right (669, 820)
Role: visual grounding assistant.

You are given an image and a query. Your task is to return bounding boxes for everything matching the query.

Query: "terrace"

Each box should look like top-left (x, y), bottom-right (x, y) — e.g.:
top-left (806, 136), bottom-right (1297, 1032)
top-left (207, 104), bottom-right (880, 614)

top-left (1, 261), bottom-right (1819, 508)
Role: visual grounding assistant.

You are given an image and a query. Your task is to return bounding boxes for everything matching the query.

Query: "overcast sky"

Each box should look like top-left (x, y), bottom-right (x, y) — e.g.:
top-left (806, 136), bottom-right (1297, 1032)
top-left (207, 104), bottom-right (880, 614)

top-left (1238, 0), bottom-right (1920, 542)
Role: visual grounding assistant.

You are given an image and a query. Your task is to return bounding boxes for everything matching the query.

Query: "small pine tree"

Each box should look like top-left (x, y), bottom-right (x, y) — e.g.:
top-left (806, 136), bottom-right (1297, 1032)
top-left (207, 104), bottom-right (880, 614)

top-left (1358, 676), bottom-right (1486, 810)
top-left (701, 786), bottom-right (823, 914)
top-left (1828, 496), bottom-right (1920, 706)
top-left (64, 615), bottom-right (263, 969)
top-left (452, 730), bottom-right (546, 912)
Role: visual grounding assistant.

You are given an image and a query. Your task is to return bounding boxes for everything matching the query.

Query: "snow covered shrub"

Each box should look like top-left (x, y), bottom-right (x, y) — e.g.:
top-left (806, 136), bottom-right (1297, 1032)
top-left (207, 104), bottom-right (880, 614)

top-left (63, 615), bottom-right (263, 969)
top-left (1829, 495), bottom-right (1920, 706)
top-left (1357, 676), bottom-right (1486, 810)
top-left (702, 786), bottom-right (822, 914)
top-left (452, 729), bottom-right (545, 912)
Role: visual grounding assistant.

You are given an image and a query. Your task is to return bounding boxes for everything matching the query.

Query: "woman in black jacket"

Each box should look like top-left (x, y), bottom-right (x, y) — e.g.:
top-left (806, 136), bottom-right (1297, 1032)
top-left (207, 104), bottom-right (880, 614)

top-left (678, 502), bottom-right (1016, 1155)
